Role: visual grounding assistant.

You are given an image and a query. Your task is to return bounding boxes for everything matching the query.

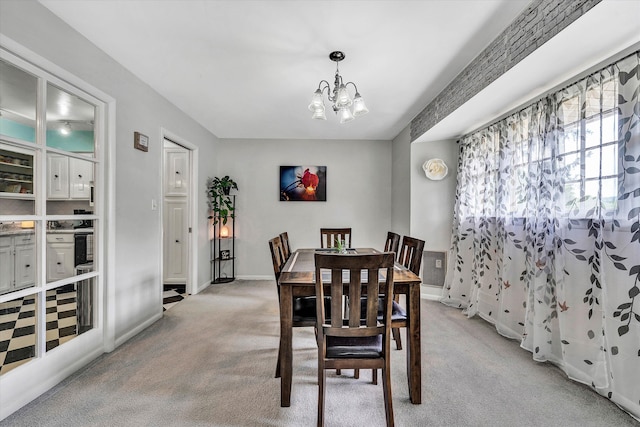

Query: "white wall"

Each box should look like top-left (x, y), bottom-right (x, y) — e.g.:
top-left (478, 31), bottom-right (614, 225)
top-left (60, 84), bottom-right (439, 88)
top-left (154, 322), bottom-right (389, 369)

top-left (410, 139), bottom-right (458, 252)
top-left (216, 138), bottom-right (392, 278)
top-left (0, 1), bottom-right (219, 418)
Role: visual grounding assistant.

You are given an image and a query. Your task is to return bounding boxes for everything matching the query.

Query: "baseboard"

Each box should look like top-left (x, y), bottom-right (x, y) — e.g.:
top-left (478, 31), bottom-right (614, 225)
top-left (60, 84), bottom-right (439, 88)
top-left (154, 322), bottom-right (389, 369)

top-left (421, 284), bottom-right (443, 301)
top-left (236, 275), bottom-right (273, 280)
top-left (114, 312), bottom-right (162, 349)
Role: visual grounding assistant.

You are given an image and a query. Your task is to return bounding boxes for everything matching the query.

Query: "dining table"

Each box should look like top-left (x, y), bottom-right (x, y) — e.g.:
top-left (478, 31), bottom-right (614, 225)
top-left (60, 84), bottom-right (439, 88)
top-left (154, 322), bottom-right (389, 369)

top-left (277, 247), bottom-right (422, 407)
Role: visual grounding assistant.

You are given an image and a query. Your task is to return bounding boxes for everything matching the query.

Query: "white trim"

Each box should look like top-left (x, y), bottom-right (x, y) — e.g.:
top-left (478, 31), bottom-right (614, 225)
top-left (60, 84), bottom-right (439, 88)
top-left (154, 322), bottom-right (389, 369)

top-left (114, 313), bottom-right (162, 348)
top-left (421, 284), bottom-right (444, 301)
top-left (236, 275), bottom-right (277, 281)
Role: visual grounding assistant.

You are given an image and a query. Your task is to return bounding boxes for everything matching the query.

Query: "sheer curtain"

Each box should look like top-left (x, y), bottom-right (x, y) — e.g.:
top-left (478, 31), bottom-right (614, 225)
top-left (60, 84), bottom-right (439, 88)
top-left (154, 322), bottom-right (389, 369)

top-left (442, 51), bottom-right (640, 420)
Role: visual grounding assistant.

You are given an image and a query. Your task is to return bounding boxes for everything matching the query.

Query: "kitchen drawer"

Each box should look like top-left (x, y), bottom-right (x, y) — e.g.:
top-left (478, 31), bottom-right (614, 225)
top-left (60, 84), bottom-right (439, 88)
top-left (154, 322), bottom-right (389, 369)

top-left (47, 233), bottom-right (74, 243)
top-left (14, 233), bottom-right (35, 245)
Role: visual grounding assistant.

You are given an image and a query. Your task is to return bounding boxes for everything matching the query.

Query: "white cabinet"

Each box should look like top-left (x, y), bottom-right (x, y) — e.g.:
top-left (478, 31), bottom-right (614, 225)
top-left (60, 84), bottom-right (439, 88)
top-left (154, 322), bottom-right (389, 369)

top-left (46, 233), bottom-right (75, 282)
top-left (0, 233), bottom-right (36, 295)
top-left (70, 157), bottom-right (93, 199)
top-left (47, 154), bottom-right (93, 200)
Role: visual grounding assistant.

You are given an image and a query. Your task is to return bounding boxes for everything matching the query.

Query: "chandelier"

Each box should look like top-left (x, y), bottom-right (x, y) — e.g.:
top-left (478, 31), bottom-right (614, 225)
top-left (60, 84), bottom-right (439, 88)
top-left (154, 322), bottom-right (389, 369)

top-left (308, 51), bottom-right (369, 123)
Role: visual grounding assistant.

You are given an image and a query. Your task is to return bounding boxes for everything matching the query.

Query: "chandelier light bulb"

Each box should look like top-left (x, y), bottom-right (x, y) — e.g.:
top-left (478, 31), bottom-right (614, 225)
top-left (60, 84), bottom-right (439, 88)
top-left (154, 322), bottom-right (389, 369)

top-left (339, 107), bottom-right (355, 124)
top-left (352, 93), bottom-right (369, 117)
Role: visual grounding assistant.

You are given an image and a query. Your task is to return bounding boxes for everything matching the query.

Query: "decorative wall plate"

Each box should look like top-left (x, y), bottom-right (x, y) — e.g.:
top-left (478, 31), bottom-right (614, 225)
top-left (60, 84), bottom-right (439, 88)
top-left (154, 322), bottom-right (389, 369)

top-left (423, 158), bottom-right (448, 180)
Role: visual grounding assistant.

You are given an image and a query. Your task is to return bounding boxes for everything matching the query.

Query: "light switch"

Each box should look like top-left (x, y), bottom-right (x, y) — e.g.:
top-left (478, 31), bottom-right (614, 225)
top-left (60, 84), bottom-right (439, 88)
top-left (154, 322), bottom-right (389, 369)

top-left (151, 199), bottom-right (158, 211)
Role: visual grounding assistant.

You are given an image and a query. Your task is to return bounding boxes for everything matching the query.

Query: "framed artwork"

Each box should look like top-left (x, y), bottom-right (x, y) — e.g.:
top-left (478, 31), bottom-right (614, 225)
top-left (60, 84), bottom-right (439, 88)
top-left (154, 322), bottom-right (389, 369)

top-left (220, 250), bottom-right (231, 260)
top-left (280, 165), bottom-right (326, 201)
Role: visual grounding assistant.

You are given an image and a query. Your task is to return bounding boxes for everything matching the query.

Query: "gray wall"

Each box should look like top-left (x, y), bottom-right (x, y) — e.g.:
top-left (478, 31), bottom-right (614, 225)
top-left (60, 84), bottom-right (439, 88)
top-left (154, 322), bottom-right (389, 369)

top-left (390, 127), bottom-right (411, 237)
top-left (216, 138), bottom-right (392, 278)
top-left (0, 0), bottom-right (219, 345)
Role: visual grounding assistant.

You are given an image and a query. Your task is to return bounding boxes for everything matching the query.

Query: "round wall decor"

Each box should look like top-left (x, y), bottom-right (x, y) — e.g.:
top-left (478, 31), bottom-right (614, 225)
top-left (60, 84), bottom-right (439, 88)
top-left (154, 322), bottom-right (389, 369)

top-left (422, 158), bottom-right (448, 180)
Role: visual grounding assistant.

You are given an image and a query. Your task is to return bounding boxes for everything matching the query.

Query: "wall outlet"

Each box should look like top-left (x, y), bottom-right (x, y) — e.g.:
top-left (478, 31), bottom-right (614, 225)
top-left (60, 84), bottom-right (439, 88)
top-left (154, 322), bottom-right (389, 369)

top-left (435, 259), bottom-right (442, 269)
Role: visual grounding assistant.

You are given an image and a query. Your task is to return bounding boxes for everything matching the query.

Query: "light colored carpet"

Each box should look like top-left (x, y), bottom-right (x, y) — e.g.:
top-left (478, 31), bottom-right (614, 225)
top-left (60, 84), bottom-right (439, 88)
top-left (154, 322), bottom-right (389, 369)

top-left (2, 280), bottom-right (638, 426)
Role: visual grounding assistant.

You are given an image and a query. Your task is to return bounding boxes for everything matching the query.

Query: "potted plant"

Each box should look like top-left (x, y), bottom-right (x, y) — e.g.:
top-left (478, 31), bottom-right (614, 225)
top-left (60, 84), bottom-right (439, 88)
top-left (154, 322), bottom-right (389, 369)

top-left (206, 175), bottom-right (238, 225)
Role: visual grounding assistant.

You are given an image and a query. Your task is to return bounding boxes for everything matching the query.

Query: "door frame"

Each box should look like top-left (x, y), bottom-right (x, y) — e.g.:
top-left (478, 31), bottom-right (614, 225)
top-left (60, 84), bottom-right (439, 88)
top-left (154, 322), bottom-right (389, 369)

top-left (160, 128), bottom-right (198, 296)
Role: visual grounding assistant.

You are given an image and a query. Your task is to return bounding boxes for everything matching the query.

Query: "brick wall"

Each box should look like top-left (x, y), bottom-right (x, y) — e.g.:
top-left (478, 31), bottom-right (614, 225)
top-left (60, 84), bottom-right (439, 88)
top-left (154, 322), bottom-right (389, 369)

top-left (410, 0), bottom-right (602, 142)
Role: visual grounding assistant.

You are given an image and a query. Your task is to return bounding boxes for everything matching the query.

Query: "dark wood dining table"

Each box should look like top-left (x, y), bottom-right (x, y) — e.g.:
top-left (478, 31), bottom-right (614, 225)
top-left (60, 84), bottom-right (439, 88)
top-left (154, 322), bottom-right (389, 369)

top-left (277, 247), bottom-right (422, 407)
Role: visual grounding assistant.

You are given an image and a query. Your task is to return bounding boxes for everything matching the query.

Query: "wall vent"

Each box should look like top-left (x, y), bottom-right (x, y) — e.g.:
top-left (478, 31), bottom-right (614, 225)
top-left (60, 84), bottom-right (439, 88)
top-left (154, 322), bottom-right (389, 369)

top-left (422, 251), bottom-right (447, 287)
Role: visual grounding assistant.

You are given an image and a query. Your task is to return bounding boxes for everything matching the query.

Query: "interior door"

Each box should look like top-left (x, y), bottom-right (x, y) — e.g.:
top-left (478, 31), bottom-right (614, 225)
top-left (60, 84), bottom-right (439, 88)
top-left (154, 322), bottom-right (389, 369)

top-left (162, 140), bottom-right (190, 287)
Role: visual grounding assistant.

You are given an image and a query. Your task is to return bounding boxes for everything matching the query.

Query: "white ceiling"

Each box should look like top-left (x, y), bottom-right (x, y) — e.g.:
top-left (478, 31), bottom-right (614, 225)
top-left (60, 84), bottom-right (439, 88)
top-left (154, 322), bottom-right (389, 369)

top-left (38, 0), bottom-right (640, 142)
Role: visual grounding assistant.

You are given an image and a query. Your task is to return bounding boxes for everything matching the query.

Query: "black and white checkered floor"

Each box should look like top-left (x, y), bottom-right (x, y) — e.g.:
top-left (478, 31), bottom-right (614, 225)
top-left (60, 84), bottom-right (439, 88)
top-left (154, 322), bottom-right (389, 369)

top-left (0, 286), bottom-right (78, 375)
top-left (0, 285), bottom-right (186, 375)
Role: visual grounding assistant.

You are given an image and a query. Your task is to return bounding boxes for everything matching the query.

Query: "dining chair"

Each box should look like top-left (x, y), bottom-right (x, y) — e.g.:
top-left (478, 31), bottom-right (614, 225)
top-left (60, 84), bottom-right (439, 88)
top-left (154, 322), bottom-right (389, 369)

top-left (320, 228), bottom-right (351, 249)
top-left (384, 231), bottom-right (400, 255)
top-left (279, 231), bottom-right (291, 260)
top-left (390, 235), bottom-right (425, 350)
top-left (314, 252), bottom-right (396, 427)
top-left (269, 236), bottom-right (317, 378)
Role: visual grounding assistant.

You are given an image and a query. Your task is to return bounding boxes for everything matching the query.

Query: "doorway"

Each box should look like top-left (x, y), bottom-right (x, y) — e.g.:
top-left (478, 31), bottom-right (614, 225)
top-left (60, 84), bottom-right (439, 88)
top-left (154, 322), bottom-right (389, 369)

top-left (162, 136), bottom-right (195, 306)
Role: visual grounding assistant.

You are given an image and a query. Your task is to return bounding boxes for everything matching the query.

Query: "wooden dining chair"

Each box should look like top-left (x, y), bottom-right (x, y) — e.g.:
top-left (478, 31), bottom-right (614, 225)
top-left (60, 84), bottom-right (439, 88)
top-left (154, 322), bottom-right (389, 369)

top-left (279, 231), bottom-right (291, 260)
top-left (384, 231), bottom-right (400, 255)
top-left (320, 228), bottom-right (351, 249)
top-left (390, 235), bottom-right (425, 350)
top-left (314, 252), bottom-right (396, 427)
top-left (269, 236), bottom-right (317, 378)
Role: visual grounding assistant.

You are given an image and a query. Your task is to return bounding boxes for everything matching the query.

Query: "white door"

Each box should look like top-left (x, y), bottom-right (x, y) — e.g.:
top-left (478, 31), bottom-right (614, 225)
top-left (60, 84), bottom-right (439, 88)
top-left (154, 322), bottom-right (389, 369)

top-left (162, 139), bottom-right (191, 287)
top-left (164, 199), bottom-right (188, 283)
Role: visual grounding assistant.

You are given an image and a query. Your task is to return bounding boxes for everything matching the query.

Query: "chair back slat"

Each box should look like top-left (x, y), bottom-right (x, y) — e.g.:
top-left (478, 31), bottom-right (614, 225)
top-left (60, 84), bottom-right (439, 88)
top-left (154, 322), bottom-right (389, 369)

top-left (398, 236), bottom-right (426, 276)
top-left (320, 228), bottom-right (352, 248)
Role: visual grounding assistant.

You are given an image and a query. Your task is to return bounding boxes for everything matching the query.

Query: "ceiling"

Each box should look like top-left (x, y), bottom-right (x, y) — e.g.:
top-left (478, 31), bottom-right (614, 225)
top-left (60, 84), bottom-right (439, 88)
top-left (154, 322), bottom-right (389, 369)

top-left (37, 1), bottom-right (640, 142)
top-left (37, 0), bottom-right (531, 141)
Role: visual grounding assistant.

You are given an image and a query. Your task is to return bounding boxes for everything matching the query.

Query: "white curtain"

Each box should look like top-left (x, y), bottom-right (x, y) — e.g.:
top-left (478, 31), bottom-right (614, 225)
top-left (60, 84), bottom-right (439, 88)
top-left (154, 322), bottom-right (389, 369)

top-left (442, 51), bottom-right (640, 420)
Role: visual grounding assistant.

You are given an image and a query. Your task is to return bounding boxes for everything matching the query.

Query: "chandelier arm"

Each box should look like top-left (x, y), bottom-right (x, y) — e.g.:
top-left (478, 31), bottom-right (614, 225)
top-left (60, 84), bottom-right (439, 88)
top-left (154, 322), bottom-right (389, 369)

top-left (344, 81), bottom-right (359, 95)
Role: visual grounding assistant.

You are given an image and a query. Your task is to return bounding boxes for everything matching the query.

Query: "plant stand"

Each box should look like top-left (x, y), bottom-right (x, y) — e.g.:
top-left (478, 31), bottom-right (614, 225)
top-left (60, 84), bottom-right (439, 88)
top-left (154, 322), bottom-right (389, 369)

top-left (211, 195), bottom-right (235, 283)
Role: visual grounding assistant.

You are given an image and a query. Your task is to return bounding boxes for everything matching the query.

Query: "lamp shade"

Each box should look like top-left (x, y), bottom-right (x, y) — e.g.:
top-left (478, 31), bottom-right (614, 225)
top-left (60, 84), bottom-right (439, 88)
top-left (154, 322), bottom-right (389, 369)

top-left (312, 108), bottom-right (327, 120)
top-left (352, 93), bottom-right (369, 116)
top-left (334, 84), bottom-right (352, 109)
top-left (308, 89), bottom-right (325, 112)
top-left (339, 107), bottom-right (355, 124)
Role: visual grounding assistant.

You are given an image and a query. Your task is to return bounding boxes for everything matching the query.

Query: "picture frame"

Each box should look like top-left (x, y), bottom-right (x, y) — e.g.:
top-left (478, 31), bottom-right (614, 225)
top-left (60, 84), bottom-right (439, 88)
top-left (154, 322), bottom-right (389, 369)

top-left (134, 131), bottom-right (149, 152)
top-left (280, 165), bottom-right (326, 201)
top-left (220, 249), bottom-right (231, 260)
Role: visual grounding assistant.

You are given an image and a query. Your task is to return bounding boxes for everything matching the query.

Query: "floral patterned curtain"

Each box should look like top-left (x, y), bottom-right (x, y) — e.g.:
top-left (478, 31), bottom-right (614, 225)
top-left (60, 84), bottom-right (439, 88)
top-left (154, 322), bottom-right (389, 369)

top-left (442, 51), bottom-right (640, 420)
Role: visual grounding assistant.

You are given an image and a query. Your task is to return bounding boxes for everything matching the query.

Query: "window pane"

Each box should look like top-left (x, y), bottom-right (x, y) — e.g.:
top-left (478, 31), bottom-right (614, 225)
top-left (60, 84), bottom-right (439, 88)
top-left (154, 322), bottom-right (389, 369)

top-left (46, 153), bottom-right (95, 215)
top-left (602, 80), bottom-right (615, 111)
top-left (46, 278), bottom-right (95, 352)
top-left (46, 220), bottom-right (94, 283)
top-left (601, 113), bottom-right (617, 144)
top-left (0, 222), bottom-right (37, 295)
top-left (0, 143), bottom-right (36, 214)
top-left (585, 117), bottom-right (601, 148)
top-left (561, 123), bottom-right (579, 153)
top-left (585, 148), bottom-right (601, 179)
top-left (560, 95), bottom-right (580, 124)
top-left (0, 60), bottom-right (37, 143)
top-left (600, 143), bottom-right (617, 177)
top-left (585, 87), bottom-right (601, 118)
top-left (561, 152), bottom-right (581, 181)
top-left (0, 293), bottom-right (37, 375)
top-left (46, 84), bottom-right (95, 156)
top-left (600, 178), bottom-right (617, 212)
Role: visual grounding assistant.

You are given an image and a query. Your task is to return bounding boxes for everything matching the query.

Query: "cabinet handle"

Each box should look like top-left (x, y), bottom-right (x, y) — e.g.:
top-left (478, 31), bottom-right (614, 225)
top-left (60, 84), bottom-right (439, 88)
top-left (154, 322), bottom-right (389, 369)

top-left (175, 239), bottom-right (180, 243)
top-left (78, 174), bottom-right (83, 178)
top-left (54, 174), bottom-right (59, 178)
top-left (176, 171), bottom-right (180, 174)
top-left (57, 262), bottom-right (61, 265)
top-left (25, 264), bottom-right (30, 268)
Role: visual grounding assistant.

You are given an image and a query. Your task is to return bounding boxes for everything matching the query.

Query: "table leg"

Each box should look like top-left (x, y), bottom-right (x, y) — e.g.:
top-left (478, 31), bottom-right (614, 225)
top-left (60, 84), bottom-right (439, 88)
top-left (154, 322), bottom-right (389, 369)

top-left (279, 285), bottom-right (293, 407)
top-left (406, 285), bottom-right (422, 404)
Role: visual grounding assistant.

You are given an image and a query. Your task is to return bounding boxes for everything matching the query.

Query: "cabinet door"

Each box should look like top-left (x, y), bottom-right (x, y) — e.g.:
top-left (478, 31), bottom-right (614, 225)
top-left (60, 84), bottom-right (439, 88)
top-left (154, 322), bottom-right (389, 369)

top-left (0, 237), bottom-right (13, 294)
top-left (46, 239), bottom-right (74, 282)
top-left (47, 154), bottom-right (69, 199)
top-left (163, 199), bottom-right (188, 283)
top-left (70, 158), bottom-right (93, 199)
top-left (14, 243), bottom-right (35, 289)
top-left (164, 150), bottom-right (188, 196)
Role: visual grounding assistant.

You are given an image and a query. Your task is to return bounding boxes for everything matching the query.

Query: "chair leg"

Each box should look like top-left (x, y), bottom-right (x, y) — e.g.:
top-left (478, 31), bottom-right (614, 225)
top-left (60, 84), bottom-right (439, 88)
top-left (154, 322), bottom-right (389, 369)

top-left (372, 369), bottom-right (378, 385)
top-left (318, 367), bottom-right (326, 427)
top-left (382, 365), bottom-right (394, 427)
top-left (336, 369), bottom-right (341, 375)
top-left (392, 327), bottom-right (402, 350)
top-left (354, 369), bottom-right (359, 379)
top-left (275, 344), bottom-right (281, 378)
